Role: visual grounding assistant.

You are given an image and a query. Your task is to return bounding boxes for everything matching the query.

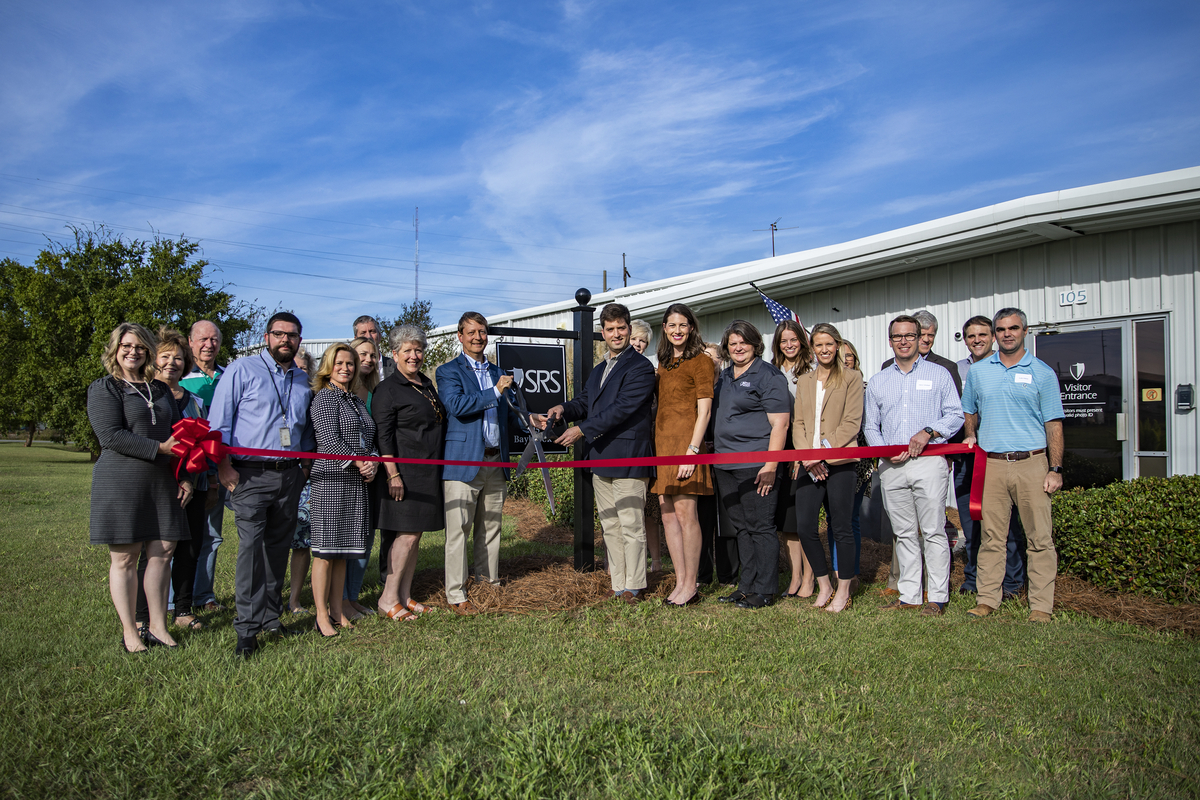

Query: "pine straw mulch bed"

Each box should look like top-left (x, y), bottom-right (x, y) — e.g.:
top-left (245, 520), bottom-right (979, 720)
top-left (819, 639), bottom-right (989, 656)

top-left (404, 498), bottom-right (1200, 635)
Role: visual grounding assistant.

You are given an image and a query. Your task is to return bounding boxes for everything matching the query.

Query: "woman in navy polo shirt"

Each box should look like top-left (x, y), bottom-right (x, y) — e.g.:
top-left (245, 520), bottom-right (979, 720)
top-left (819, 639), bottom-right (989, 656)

top-left (711, 321), bottom-right (792, 609)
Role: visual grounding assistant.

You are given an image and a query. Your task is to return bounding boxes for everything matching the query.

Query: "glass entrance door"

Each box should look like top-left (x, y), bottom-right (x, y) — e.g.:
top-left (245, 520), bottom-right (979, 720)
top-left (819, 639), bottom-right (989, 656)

top-left (1032, 317), bottom-right (1170, 489)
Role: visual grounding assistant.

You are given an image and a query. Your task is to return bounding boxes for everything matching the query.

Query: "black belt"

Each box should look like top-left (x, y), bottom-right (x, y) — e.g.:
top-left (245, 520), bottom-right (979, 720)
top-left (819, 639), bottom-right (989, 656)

top-left (483, 447), bottom-right (501, 457)
top-left (986, 449), bottom-right (1045, 461)
top-left (232, 459), bottom-right (302, 471)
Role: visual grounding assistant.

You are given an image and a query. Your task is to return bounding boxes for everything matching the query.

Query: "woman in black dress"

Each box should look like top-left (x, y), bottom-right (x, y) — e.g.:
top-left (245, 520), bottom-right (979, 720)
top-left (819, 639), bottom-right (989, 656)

top-left (88, 323), bottom-right (193, 653)
top-left (372, 325), bottom-right (447, 622)
top-left (309, 343), bottom-right (379, 637)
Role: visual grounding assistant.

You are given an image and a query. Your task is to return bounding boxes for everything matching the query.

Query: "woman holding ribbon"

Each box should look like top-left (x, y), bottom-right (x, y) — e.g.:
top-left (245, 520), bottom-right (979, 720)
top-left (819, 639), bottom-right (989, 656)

top-left (372, 325), bottom-right (446, 621)
top-left (342, 335), bottom-right (383, 618)
top-left (712, 321), bottom-right (791, 609)
top-left (651, 303), bottom-right (714, 607)
top-left (309, 343), bottom-right (378, 636)
top-left (133, 327), bottom-right (209, 632)
top-left (88, 323), bottom-right (192, 653)
top-left (792, 323), bottom-right (863, 613)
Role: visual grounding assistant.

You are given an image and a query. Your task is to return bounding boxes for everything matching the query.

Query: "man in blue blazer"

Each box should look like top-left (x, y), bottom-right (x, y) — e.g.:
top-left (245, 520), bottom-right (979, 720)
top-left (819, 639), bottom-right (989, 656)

top-left (538, 303), bottom-right (656, 604)
top-left (436, 312), bottom-right (520, 614)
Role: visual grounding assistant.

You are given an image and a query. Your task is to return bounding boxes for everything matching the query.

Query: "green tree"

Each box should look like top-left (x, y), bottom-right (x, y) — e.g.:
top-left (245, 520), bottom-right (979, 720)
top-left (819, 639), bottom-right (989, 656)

top-left (2, 226), bottom-right (260, 456)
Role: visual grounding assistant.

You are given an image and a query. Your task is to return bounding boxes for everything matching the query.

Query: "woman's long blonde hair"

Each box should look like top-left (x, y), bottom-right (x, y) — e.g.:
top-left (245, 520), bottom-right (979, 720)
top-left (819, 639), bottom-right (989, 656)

top-left (350, 336), bottom-right (380, 394)
top-left (809, 323), bottom-right (847, 389)
top-left (312, 342), bottom-right (360, 394)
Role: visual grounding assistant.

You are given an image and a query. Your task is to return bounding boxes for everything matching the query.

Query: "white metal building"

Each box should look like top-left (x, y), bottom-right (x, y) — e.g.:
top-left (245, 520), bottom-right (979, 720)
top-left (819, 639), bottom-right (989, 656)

top-left (435, 166), bottom-right (1200, 484)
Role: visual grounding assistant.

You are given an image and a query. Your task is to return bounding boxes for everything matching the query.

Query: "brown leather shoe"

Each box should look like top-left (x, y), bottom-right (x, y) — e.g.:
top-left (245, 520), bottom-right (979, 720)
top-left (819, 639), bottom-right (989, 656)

top-left (1028, 610), bottom-right (1052, 623)
top-left (880, 599), bottom-right (921, 611)
top-left (919, 602), bottom-right (946, 616)
top-left (622, 591), bottom-right (643, 605)
top-left (451, 600), bottom-right (478, 616)
top-left (967, 604), bottom-right (996, 618)
top-left (878, 587), bottom-right (900, 598)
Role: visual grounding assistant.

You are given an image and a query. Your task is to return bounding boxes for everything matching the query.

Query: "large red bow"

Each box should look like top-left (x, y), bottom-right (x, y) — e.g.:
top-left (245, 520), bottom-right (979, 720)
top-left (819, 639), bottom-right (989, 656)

top-left (171, 418), bottom-right (227, 479)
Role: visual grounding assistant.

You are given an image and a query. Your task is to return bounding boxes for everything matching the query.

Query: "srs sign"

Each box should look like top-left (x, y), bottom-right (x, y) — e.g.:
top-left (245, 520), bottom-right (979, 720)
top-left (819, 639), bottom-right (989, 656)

top-left (496, 342), bottom-right (568, 455)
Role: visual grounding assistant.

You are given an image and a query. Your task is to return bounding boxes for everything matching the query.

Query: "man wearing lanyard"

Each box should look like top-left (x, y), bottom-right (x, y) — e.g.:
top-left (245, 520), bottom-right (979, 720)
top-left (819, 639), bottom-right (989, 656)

top-left (209, 312), bottom-right (316, 658)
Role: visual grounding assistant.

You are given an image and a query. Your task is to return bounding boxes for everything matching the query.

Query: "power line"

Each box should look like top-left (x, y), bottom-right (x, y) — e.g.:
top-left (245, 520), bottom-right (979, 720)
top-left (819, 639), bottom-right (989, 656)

top-left (0, 171), bottom-right (705, 269)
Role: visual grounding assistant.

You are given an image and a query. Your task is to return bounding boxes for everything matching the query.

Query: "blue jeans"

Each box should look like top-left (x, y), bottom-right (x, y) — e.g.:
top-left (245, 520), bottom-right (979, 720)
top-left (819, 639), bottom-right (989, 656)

top-left (343, 527), bottom-right (376, 602)
top-left (956, 459), bottom-right (1026, 593)
top-left (192, 487), bottom-right (227, 607)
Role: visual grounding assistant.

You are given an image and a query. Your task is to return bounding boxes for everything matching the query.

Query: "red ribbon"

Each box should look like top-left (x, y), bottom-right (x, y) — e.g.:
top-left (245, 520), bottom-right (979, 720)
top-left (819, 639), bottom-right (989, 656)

top-left (208, 438), bottom-right (986, 521)
top-left (170, 418), bottom-right (229, 479)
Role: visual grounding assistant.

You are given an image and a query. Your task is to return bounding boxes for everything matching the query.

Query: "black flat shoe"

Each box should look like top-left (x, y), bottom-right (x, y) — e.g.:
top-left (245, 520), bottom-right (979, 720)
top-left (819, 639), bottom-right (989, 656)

top-left (718, 590), bottom-right (747, 604)
top-left (313, 622), bottom-right (339, 638)
top-left (781, 589), bottom-right (801, 599)
top-left (735, 593), bottom-right (774, 609)
top-left (265, 624), bottom-right (306, 638)
top-left (120, 637), bottom-right (147, 654)
top-left (235, 635), bottom-right (259, 659)
top-left (144, 630), bottom-right (179, 649)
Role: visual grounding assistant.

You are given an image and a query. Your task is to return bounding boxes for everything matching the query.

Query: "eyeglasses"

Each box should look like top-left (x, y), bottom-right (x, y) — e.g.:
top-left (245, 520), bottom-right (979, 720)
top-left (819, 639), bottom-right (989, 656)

top-left (889, 333), bottom-right (918, 342)
top-left (118, 343), bottom-right (148, 353)
top-left (267, 331), bottom-right (301, 341)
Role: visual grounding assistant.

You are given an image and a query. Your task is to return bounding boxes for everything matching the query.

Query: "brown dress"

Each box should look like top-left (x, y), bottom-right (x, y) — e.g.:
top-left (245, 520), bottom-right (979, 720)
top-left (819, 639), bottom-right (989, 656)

top-left (650, 353), bottom-right (715, 496)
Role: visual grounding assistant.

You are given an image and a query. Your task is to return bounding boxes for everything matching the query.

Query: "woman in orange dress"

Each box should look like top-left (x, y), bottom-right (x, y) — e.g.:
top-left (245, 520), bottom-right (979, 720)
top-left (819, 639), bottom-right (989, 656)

top-left (651, 303), bottom-right (715, 607)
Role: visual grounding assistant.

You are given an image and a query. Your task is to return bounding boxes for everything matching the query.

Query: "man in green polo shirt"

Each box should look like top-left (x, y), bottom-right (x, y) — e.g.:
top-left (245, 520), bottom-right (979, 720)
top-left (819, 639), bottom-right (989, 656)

top-left (180, 319), bottom-right (228, 612)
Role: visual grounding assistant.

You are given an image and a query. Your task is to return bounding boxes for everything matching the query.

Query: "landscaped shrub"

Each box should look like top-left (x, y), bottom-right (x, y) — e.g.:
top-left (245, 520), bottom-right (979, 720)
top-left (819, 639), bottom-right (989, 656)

top-left (1052, 475), bottom-right (1200, 603)
top-left (508, 454), bottom-right (593, 528)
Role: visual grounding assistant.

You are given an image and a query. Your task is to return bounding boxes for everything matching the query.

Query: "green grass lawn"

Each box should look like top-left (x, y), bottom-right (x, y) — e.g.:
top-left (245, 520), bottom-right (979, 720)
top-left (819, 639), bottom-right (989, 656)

top-left (1, 443), bottom-right (1197, 799)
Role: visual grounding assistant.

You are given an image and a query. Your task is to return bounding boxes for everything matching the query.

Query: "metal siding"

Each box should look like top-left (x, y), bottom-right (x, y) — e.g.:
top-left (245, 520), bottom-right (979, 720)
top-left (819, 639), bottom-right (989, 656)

top-left (1166, 222), bottom-right (1198, 474)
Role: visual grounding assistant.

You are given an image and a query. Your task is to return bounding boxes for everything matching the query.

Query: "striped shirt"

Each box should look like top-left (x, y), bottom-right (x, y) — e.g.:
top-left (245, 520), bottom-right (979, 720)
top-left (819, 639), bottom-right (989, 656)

top-left (864, 357), bottom-right (964, 447)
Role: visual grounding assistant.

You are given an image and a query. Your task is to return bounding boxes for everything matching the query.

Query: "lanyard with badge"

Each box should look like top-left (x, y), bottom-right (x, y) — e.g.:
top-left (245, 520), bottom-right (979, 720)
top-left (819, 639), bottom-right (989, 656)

top-left (260, 354), bottom-right (295, 448)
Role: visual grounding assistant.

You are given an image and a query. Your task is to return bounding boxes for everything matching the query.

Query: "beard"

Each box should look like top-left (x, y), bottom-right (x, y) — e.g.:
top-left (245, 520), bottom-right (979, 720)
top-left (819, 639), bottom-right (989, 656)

top-left (268, 341), bottom-right (296, 364)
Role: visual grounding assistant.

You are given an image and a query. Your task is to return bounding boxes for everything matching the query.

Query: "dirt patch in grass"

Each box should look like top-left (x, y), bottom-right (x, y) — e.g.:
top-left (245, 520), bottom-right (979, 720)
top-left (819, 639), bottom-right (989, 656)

top-left (405, 497), bottom-right (1200, 634)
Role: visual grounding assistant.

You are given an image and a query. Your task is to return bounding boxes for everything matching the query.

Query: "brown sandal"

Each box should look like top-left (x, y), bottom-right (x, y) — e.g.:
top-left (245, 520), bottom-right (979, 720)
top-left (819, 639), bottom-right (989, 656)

top-left (405, 598), bottom-right (431, 615)
top-left (380, 603), bottom-right (416, 622)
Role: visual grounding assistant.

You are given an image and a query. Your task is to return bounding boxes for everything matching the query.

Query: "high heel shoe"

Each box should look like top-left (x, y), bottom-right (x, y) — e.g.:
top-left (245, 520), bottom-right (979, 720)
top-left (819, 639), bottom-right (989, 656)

top-left (812, 593), bottom-right (834, 609)
top-left (144, 630), bottom-right (178, 649)
top-left (824, 595), bottom-right (853, 614)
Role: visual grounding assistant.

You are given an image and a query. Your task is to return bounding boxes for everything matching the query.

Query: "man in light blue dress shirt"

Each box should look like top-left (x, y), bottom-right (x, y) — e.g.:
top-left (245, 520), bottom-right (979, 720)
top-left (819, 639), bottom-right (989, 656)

top-left (209, 312), bottom-right (316, 658)
top-left (864, 315), bottom-right (964, 616)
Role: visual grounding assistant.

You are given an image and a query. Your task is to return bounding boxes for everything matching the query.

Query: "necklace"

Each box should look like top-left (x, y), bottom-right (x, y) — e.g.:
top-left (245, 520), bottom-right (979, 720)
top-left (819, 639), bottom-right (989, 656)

top-left (123, 378), bottom-right (156, 425)
top-left (409, 378), bottom-right (445, 424)
top-left (662, 352), bottom-right (690, 371)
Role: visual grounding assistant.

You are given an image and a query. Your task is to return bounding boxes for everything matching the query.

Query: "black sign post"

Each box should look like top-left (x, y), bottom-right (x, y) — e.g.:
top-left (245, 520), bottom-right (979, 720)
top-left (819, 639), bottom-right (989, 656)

top-left (488, 288), bottom-right (598, 570)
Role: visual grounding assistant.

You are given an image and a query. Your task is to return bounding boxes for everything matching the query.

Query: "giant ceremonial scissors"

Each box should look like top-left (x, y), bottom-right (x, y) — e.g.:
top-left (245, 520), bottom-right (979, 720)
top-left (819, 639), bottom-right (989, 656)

top-left (502, 373), bottom-right (561, 515)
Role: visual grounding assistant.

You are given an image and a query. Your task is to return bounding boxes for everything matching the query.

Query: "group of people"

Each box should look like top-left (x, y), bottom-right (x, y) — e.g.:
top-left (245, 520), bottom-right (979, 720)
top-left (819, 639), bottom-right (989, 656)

top-left (88, 298), bottom-right (1065, 657)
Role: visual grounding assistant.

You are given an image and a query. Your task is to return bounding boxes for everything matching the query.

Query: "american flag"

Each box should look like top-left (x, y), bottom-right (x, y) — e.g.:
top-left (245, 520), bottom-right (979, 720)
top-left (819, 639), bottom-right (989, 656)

top-left (752, 283), bottom-right (805, 330)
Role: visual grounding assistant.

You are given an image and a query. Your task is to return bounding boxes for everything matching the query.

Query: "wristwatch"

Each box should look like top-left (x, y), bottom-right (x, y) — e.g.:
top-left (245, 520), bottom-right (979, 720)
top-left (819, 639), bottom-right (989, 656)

top-left (923, 426), bottom-right (938, 438)
top-left (1048, 466), bottom-right (1063, 474)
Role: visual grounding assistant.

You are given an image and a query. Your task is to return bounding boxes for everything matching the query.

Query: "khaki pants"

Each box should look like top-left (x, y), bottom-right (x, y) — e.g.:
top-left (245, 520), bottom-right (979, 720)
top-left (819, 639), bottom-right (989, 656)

top-left (979, 453), bottom-right (1056, 613)
top-left (593, 475), bottom-right (649, 592)
top-left (443, 456), bottom-right (506, 605)
top-left (879, 456), bottom-right (951, 604)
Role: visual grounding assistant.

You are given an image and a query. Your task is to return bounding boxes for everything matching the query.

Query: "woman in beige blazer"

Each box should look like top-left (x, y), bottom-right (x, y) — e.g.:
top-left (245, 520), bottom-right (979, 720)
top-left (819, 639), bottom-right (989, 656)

top-left (792, 323), bottom-right (863, 613)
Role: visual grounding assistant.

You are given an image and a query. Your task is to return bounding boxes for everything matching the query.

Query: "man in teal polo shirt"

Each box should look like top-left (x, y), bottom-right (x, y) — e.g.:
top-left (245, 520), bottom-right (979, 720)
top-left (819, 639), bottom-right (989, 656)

top-left (180, 320), bottom-right (227, 612)
top-left (961, 307), bottom-right (1064, 622)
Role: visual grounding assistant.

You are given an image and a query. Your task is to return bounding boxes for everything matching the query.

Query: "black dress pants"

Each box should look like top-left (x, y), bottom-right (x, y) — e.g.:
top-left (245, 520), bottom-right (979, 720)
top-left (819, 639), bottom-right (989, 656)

top-left (697, 492), bottom-right (739, 585)
top-left (794, 462), bottom-right (857, 580)
top-left (714, 467), bottom-right (779, 598)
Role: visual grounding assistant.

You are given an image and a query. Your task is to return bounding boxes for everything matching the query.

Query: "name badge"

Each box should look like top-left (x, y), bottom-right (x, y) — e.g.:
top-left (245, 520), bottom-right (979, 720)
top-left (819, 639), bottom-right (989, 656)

top-left (915, 380), bottom-right (933, 391)
top-left (1015, 374), bottom-right (1033, 384)
top-left (279, 427), bottom-right (292, 447)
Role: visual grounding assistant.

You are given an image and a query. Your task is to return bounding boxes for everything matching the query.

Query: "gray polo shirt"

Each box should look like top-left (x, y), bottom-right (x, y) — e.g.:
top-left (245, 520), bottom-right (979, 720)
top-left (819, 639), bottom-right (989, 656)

top-left (713, 358), bottom-right (792, 471)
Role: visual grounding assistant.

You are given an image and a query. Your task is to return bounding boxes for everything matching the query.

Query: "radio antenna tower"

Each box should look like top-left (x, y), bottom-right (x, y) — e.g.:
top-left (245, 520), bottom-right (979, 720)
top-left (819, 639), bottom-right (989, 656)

top-left (753, 217), bottom-right (798, 257)
top-left (413, 207), bottom-right (419, 300)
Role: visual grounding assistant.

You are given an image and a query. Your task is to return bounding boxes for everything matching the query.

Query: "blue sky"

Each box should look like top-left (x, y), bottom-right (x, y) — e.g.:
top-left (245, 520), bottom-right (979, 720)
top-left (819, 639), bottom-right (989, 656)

top-left (2, 0), bottom-right (1198, 338)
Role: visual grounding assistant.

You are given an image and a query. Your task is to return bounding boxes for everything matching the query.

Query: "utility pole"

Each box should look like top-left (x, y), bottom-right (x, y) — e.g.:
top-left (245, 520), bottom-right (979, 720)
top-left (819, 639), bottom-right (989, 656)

top-left (754, 217), bottom-right (798, 257)
top-left (413, 206), bottom-right (419, 300)
top-left (603, 270), bottom-right (608, 292)
top-left (622, 253), bottom-right (630, 287)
